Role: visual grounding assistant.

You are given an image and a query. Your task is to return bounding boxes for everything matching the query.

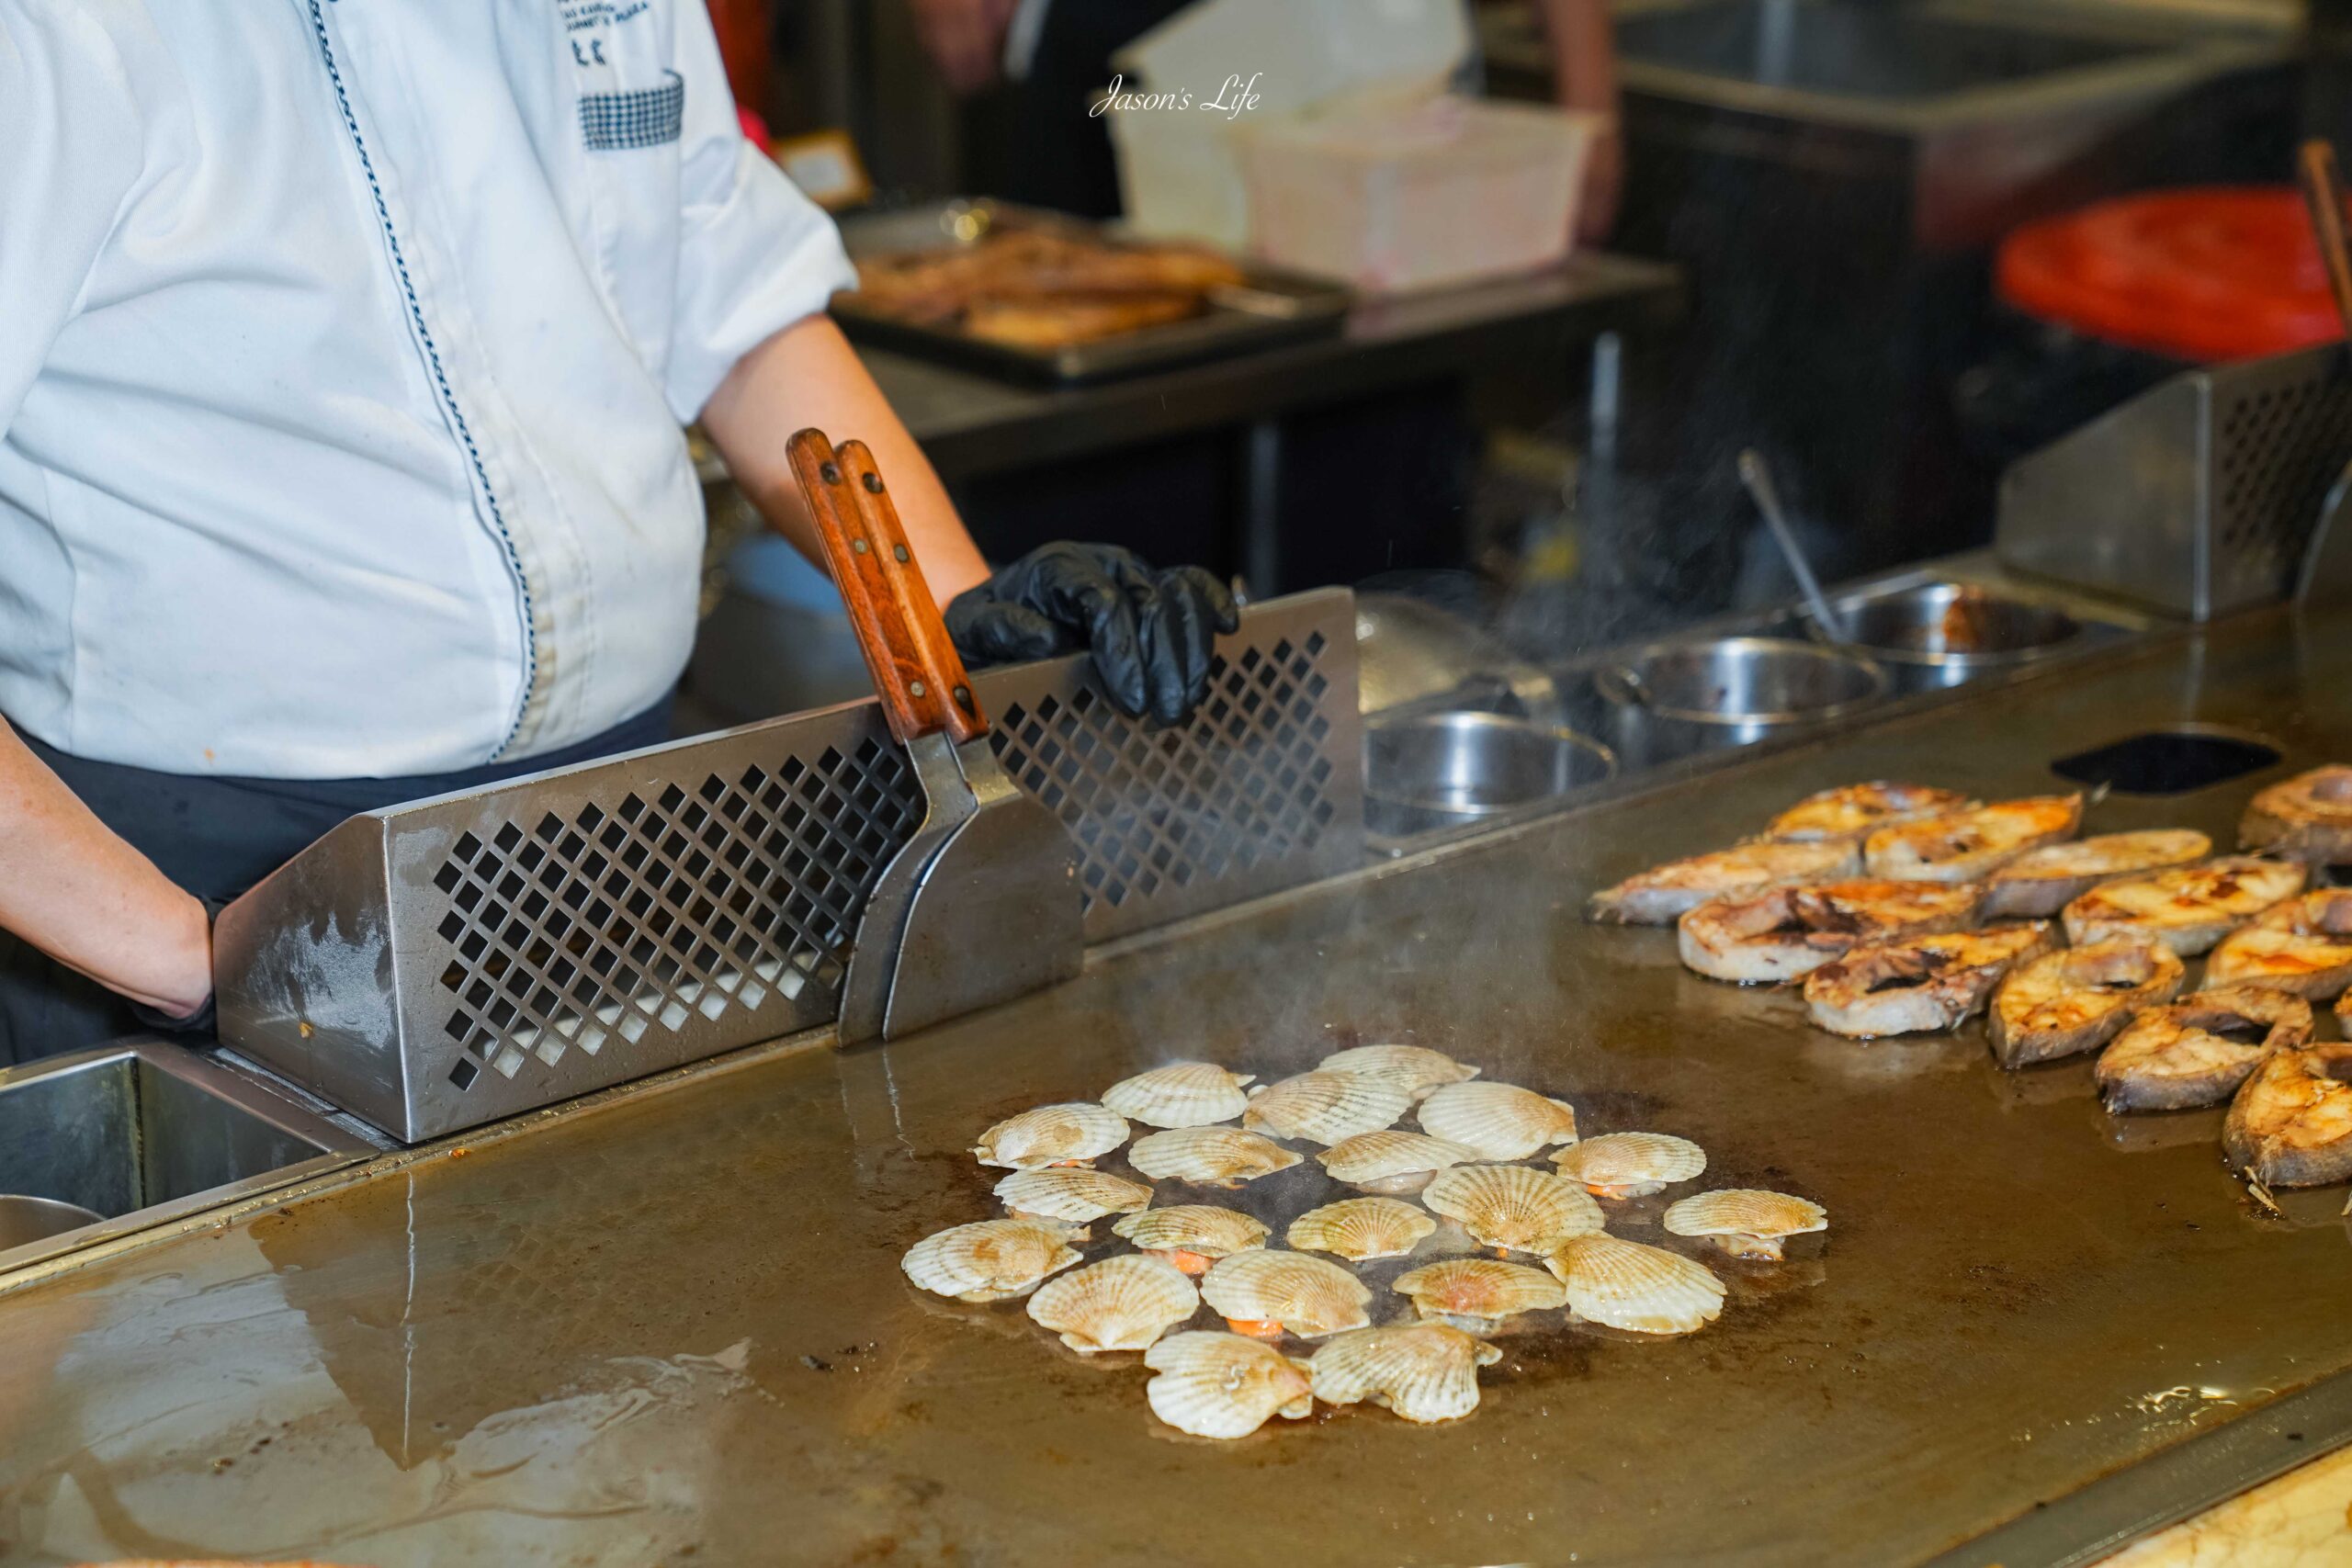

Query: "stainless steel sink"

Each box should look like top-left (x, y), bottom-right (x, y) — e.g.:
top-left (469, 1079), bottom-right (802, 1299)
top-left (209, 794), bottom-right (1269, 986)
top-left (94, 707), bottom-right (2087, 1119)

top-left (0, 1042), bottom-right (378, 1273)
top-left (1613, 0), bottom-right (2158, 98)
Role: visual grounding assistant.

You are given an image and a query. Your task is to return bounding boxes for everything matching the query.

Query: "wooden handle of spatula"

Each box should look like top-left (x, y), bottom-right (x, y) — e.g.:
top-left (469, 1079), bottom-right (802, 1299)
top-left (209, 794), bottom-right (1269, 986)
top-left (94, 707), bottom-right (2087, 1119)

top-left (785, 428), bottom-right (987, 745)
top-left (2300, 141), bottom-right (2352, 343)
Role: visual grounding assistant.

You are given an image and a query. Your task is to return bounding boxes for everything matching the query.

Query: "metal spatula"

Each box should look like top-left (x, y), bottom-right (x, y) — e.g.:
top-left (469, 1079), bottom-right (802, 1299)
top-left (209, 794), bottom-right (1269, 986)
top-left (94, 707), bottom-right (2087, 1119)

top-left (2294, 140), bottom-right (2352, 604)
top-left (783, 430), bottom-right (1082, 1043)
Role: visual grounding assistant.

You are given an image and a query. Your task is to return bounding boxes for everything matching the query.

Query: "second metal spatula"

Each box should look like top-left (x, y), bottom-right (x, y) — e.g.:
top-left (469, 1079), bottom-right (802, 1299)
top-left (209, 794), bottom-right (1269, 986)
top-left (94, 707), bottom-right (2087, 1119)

top-left (2295, 140), bottom-right (2352, 605)
top-left (784, 429), bottom-right (1082, 1042)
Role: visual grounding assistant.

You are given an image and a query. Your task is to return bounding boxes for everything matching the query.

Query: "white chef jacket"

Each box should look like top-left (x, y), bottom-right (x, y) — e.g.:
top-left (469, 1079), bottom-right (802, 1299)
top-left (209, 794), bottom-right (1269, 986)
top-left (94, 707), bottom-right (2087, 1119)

top-left (0, 0), bottom-right (854, 777)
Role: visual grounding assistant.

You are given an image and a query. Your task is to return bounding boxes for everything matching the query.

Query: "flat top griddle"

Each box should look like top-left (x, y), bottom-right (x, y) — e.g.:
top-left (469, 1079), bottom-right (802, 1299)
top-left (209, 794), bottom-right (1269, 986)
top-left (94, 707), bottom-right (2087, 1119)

top-left (5, 609), bottom-right (2352, 1566)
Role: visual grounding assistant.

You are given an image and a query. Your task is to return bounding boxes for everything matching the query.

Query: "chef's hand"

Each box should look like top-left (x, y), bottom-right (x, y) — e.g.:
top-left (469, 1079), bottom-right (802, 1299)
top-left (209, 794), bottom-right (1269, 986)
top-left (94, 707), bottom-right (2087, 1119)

top-left (944, 543), bottom-right (1241, 725)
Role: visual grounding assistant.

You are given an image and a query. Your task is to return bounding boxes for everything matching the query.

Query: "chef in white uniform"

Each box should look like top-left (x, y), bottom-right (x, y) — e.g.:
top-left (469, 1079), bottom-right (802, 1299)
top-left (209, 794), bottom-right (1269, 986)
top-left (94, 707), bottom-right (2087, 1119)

top-left (0, 0), bottom-right (1236, 1059)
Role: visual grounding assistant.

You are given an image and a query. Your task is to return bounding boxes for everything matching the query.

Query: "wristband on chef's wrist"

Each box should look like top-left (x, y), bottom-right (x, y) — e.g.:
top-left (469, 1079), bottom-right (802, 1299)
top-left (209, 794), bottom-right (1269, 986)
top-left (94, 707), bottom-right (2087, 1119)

top-left (130, 896), bottom-right (225, 1037)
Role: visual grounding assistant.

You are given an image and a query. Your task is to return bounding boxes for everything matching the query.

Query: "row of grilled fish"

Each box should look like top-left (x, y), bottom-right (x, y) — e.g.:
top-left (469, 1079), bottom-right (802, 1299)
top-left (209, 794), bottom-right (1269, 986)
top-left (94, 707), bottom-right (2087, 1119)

top-left (900, 1044), bottom-right (1828, 1438)
top-left (1591, 773), bottom-right (2352, 1189)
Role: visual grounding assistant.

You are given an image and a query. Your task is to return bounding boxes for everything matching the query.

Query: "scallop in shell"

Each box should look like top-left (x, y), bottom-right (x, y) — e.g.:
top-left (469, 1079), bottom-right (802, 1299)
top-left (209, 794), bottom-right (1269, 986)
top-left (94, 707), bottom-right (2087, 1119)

top-left (1101, 1062), bottom-right (1256, 1128)
top-left (1417, 1082), bottom-right (1580, 1160)
top-left (1143, 1331), bottom-right (1316, 1438)
top-left (1111, 1204), bottom-right (1272, 1273)
top-left (1317, 1131), bottom-right (1485, 1194)
top-left (1199, 1249), bottom-right (1373, 1338)
top-left (1544, 1233), bottom-right (1725, 1335)
top-left (1128, 1127), bottom-right (1302, 1188)
top-left (1241, 1070), bottom-right (1410, 1145)
top-left (1390, 1258), bottom-right (1566, 1329)
top-left (899, 1219), bottom-right (1085, 1303)
top-left (1316, 1044), bottom-right (1480, 1102)
top-left (1422, 1163), bottom-right (1604, 1253)
top-left (1663, 1188), bottom-right (1829, 1261)
top-left (1308, 1323), bottom-right (1502, 1425)
top-left (1286, 1197), bottom-right (1437, 1262)
top-left (993, 1167), bottom-right (1154, 1224)
top-left (1552, 1133), bottom-right (1708, 1199)
top-left (1024, 1254), bottom-right (1201, 1353)
top-left (972, 1102), bottom-right (1129, 1170)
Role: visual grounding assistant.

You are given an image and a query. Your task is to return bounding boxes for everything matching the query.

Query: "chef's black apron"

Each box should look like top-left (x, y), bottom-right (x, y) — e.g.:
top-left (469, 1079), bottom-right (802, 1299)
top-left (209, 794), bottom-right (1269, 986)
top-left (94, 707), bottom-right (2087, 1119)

top-left (0, 698), bottom-right (673, 1066)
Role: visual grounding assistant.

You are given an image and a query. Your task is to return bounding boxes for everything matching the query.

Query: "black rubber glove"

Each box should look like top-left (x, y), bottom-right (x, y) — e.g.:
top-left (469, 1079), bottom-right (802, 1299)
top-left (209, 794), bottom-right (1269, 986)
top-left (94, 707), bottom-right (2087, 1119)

top-left (944, 543), bottom-right (1241, 725)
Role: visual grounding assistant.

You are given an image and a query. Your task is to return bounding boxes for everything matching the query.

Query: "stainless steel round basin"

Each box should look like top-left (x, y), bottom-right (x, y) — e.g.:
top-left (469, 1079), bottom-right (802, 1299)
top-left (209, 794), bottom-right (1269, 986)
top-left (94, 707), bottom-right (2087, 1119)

top-left (1595, 637), bottom-right (1890, 765)
top-left (1598, 637), bottom-right (1889, 725)
top-left (1808, 583), bottom-right (2080, 670)
top-left (1365, 711), bottom-right (1616, 835)
top-left (0, 1195), bottom-right (102, 1250)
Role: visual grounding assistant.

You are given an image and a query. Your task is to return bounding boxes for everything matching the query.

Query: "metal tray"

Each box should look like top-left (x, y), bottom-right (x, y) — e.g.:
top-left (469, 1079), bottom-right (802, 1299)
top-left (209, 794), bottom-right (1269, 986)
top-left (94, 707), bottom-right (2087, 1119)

top-left (831, 199), bottom-right (1352, 386)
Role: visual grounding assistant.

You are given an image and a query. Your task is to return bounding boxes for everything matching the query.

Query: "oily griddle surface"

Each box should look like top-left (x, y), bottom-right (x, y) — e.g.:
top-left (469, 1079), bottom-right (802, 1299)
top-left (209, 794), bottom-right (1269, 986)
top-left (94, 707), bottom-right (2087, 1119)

top-left (4, 611), bottom-right (2352, 1566)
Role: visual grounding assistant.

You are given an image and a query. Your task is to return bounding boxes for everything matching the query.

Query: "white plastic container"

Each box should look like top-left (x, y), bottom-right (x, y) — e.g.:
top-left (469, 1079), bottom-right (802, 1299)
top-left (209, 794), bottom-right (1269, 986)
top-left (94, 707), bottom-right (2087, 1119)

top-left (1238, 96), bottom-right (1603, 294)
top-left (1107, 0), bottom-right (1470, 250)
top-left (1116, 0), bottom-right (1469, 119)
top-left (1107, 110), bottom-right (1253, 250)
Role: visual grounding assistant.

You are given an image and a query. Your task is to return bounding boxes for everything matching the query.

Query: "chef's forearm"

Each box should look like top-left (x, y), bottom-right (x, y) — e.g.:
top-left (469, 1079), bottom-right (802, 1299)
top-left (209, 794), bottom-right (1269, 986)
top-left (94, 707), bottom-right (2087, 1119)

top-left (0, 726), bottom-right (210, 1017)
top-left (1535, 0), bottom-right (1619, 116)
top-left (700, 313), bottom-right (992, 601)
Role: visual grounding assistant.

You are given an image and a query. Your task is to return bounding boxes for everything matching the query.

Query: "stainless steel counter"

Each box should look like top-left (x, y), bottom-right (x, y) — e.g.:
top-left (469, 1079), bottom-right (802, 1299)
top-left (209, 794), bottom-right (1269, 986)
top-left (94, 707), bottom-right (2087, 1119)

top-left (5, 604), bottom-right (2352, 1565)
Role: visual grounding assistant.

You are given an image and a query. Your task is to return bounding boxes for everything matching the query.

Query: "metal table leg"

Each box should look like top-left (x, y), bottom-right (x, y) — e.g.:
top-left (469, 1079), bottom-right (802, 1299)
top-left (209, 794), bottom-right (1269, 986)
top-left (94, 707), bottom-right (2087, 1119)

top-left (1238, 417), bottom-right (1284, 599)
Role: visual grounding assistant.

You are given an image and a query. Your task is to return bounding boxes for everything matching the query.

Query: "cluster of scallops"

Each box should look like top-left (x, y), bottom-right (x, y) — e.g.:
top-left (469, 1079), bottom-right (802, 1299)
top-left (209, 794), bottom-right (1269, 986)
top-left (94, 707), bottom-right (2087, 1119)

top-left (899, 1045), bottom-right (1826, 1438)
top-left (1591, 767), bottom-right (2352, 1190)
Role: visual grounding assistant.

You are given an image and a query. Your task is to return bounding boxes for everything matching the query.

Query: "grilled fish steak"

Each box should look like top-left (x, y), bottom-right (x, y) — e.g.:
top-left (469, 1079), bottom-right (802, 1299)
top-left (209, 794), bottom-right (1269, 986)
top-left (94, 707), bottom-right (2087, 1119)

top-left (1862, 794), bottom-right (2083, 884)
top-left (2202, 889), bottom-right (2352, 999)
top-left (2062, 856), bottom-right (2306, 957)
top-left (1677, 879), bottom-right (1982, 984)
top-left (964, 293), bottom-right (1202, 348)
top-left (2239, 765), bottom-right (2352, 864)
top-left (2096, 986), bottom-right (2313, 1113)
top-left (2223, 1043), bottom-right (2352, 1187)
top-left (1762, 782), bottom-right (1976, 844)
top-left (1589, 839), bottom-right (1860, 924)
top-left (847, 229), bottom-right (1248, 347)
top-left (1987, 938), bottom-right (2186, 1067)
top-left (1802, 924), bottom-right (2057, 1038)
top-left (1980, 829), bottom-right (2211, 919)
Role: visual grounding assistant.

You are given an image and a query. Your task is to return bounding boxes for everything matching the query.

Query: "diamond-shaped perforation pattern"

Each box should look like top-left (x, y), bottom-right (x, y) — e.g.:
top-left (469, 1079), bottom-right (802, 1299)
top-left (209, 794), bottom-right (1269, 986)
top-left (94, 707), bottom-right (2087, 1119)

top-left (989, 630), bottom-right (1341, 921)
top-left (2215, 372), bottom-right (2352, 579)
top-left (426, 738), bottom-right (922, 1094)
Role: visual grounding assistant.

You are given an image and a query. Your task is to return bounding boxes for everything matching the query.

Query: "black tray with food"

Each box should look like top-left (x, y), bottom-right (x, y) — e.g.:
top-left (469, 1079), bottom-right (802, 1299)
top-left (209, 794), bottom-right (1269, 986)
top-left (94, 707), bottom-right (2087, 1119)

top-left (831, 199), bottom-right (1352, 386)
